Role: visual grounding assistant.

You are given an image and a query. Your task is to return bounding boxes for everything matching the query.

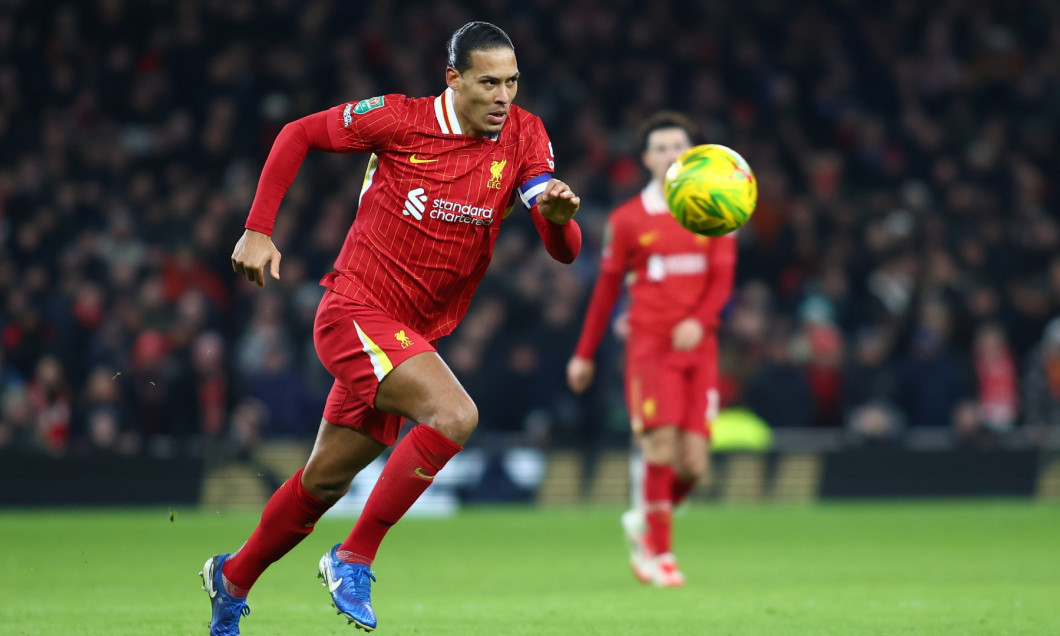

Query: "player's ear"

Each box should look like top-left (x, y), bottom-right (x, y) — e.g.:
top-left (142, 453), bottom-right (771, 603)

top-left (445, 67), bottom-right (461, 91)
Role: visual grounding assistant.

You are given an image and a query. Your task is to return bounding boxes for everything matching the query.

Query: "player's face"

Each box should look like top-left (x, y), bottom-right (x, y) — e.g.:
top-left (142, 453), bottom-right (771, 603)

top-left (447, 48), bottom-right (520, 137)
top-left (643, 127), bottom-right (693, 183)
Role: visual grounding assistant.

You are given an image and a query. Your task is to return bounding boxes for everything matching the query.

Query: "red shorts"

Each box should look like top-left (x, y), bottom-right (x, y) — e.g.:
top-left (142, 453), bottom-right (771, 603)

top-left (624, 331), bottom-right (719, 438)
top-left (313, 289), bottom-right (436, 446)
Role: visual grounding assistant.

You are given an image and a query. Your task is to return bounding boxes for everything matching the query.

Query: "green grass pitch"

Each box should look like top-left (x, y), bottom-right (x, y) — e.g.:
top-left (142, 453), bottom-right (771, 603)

top-left (1, 501), bottom-right (1058, 635)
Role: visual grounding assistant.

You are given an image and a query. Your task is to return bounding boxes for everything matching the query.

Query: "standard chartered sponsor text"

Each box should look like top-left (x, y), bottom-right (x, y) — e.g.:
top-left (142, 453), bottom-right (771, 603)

top-left (430, 198), bottom-right (495, 225)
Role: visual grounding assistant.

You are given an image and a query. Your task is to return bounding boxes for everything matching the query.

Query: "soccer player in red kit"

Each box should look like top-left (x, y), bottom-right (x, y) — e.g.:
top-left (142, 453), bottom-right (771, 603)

top-left (201, 22), bottom-right (581, 634)
top-left (567, 112), bottom-right (736, 587)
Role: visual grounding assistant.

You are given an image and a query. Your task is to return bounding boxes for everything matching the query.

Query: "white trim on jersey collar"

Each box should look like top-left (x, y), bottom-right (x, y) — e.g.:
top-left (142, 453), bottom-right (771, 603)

top-left (434, 88), bottom-right (462, 135)
top-left (641, 182), bottom-right (670, 215)
top-left (434, 88), bottom-right (499, 140)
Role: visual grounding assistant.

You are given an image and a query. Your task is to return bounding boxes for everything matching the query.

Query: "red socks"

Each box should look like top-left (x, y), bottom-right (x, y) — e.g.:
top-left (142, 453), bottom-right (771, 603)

top-left (644, 462), bottom-right (674, 556)
top-left (218, 426), bottom-right (461, 594)
top-left (222, 467), bottom-right (330, 595)
top-left (337, 425), bottom-right (462, 566)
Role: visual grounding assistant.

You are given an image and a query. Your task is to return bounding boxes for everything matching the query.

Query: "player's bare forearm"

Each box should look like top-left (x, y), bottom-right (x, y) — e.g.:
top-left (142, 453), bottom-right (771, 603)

top-left (232, 229), bottom-right (282, 287)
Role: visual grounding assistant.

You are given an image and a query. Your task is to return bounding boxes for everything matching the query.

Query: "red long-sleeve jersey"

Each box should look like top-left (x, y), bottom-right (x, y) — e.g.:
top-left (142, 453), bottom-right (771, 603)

top-left (574, 184), bottom-right (736, 359)
top-left (245, 89), bottom-right (581, 341)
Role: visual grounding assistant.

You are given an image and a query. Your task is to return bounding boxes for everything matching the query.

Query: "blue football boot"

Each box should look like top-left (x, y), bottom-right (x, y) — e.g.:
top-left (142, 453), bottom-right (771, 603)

top-left (318, 544), bottom-right (378, 631)
top-left (200, 554), bottom-right (250, 635)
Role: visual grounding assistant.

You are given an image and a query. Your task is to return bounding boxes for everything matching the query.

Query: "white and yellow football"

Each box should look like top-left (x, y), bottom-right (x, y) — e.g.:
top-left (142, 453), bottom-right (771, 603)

top-left (663, 144), bottom-right (757, 237)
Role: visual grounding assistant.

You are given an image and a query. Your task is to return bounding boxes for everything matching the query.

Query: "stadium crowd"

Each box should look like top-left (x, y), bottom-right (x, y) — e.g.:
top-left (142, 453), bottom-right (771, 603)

top-left (1, 0), bottom-right (1059, 459)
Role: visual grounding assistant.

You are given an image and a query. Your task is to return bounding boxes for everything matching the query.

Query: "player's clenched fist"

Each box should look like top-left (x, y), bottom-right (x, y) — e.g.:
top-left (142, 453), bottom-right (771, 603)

top-left (537, 179), bottom-right (580, 225)
top-left (231, 229), bottom-right (282, 287)
top-left (566, 356), bottom-right (595, 394)
top-left (671, 317), bottom-right (705, 352)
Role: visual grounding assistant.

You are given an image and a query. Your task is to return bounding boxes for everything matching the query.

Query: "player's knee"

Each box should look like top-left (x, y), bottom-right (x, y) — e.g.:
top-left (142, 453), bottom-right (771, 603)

top-left (310, 482), bottom-right (350, 506)
top-left (675, 463), bottom-right (706, 483)
top-left (642, 435), bottom-right (677, 465)
top-left (675, 453), bottom-right (708, 482)
top-left (433, 398), bottom-right (478, 445)
top-left (301, 471), bottom-right (353, 505)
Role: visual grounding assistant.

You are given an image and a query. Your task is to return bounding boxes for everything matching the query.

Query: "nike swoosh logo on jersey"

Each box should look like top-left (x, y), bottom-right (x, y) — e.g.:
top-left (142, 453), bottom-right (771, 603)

top-left (409, 154), bottom-right (437, 164)
top-left (414, 467), bottom-right (435, 480)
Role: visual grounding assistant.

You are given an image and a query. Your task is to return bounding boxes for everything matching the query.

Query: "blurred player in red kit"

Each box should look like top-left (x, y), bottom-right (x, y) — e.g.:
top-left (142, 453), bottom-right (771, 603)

top-left (567, 112), bottom-right (736, 587)
top-left (201, 22), bottom-right (581, 634)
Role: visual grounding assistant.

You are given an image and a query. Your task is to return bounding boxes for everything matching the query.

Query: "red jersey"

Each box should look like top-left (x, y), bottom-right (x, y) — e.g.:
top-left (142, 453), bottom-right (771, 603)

top-left (574, 184), bottom-right (737, 358)
top-left (246, 89), bottom-right (561, 342)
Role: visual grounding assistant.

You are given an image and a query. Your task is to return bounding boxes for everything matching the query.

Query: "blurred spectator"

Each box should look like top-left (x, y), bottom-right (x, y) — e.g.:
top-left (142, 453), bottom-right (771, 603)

top-left (972, 323), bottom-right (1019, 432)
top-left (0, 349), bottom-right (25, 396)
top-left (800, 320), bottom-right (845, 427)
top-left (744, 331), bottom-right (815, 428)
top-left (241, 329), bottom-right (316, 439)
top-left (76, 365), bottom-right (139, 455)
top-left (845, 403), bottom-right (906, 448)
top-left (0, 385), bottom-right (34, 452)
top-left (25, 355), bottom-right (71, 454)
top-left (124, 329), bottom-right (191, 454)
top-left (1022, 317), bottom-right (1060, 431)
top-left (952, 401), bottom-right (1000, 451)
top-left (842, 326), bottom-right (898, 420)
top-left (191, 331), bottom-right (229, 439)
top-left (895, 297), bottom-right (975, 427)
top-left (230, 398), bottom-right (269, 460)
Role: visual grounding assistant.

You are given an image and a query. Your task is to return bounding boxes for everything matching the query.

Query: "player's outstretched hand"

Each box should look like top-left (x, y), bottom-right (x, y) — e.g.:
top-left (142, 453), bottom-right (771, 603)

top-left (538, 179), bottom-right (580, 225)
top-left (232, 229), bottom-right (282, 287)
top-left (566, 356), bottom-right (595, 394)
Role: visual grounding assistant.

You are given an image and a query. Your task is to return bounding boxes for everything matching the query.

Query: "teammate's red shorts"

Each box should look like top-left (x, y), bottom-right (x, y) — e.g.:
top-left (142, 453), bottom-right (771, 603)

top-left (313, 289), bottom-right (436, 446)
top-left (624, 330), bottom-right (719, 438)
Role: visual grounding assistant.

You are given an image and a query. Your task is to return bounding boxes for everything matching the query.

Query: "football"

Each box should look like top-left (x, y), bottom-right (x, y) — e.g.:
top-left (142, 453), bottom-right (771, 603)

top-left (663, 144), bottom-right (757, 237)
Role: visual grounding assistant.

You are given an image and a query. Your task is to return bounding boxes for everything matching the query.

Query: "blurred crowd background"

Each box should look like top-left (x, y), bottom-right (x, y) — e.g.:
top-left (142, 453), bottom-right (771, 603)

top-left (2, 0), bottom-right (1059, 461)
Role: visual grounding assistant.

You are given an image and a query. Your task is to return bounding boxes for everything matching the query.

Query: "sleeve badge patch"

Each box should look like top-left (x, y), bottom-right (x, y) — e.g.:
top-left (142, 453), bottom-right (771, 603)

top-left (353, 96), bottom-right (386, 115)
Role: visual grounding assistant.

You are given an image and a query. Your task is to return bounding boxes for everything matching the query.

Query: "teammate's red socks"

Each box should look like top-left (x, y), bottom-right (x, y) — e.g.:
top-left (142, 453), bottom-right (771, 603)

top-left (671, 475), bottom-right (698, 507)
top-left (644, 462), bottom-right (674, 556)
top-left (222, 467), bottom-right (330, 596)
top-left (337, 425), bottom-right (462, 566)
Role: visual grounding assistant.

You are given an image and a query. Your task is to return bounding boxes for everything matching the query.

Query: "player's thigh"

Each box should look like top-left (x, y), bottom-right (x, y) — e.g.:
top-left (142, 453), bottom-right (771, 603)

top-left (374, 351), bottom-right (477, 442)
